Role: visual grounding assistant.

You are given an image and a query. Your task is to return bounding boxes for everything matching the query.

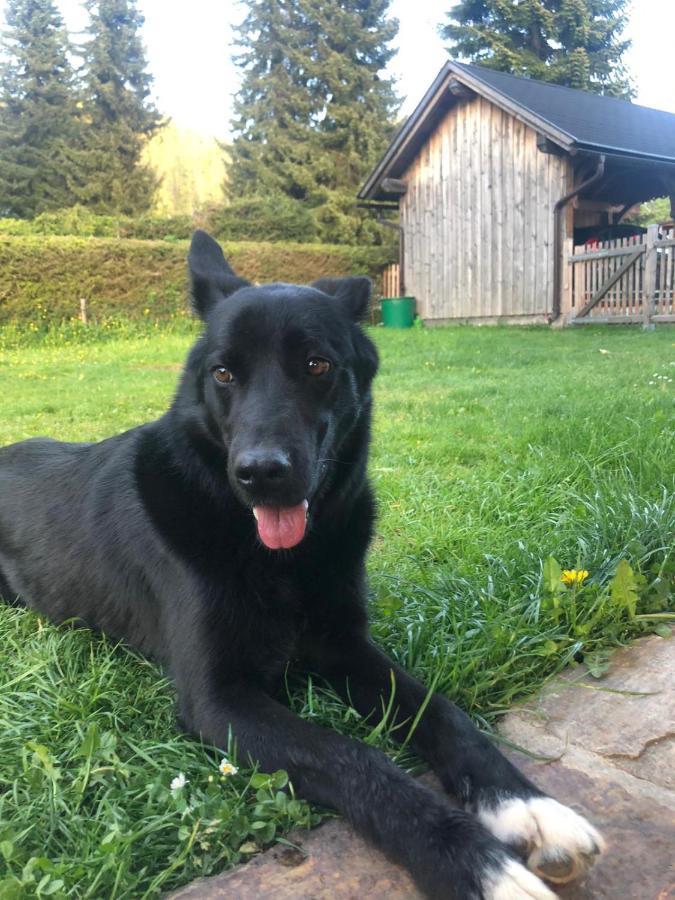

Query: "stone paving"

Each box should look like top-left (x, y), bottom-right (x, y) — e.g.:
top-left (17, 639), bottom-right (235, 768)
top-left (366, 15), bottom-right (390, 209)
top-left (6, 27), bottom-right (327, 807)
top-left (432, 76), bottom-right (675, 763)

top-left (170, 635), bottom-right (675, 899)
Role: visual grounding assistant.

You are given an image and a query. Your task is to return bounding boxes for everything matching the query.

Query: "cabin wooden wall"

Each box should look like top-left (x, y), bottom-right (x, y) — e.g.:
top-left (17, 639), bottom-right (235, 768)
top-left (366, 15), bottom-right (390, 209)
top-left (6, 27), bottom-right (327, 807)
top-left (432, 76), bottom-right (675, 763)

top-left (399, 96), bottom-right (571, 321)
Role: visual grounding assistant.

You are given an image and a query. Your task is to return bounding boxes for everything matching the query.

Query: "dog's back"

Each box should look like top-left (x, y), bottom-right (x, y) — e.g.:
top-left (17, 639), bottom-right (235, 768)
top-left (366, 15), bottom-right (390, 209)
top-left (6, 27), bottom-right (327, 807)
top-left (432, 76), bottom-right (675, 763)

top-left (0, 438), bottom-right (90, 605)
top-left (0, 430), bottom-right (169, 653)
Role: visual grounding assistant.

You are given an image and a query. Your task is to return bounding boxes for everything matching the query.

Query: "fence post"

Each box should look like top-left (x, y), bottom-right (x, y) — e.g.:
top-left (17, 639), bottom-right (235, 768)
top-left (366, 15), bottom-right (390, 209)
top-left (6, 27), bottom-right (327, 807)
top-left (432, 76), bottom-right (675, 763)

top-left (560, 236), bottom-right (573, 321)
top-left (79, 297), bottom-right (88, 325)
top-left (642, 224), bottom-right (658, 330)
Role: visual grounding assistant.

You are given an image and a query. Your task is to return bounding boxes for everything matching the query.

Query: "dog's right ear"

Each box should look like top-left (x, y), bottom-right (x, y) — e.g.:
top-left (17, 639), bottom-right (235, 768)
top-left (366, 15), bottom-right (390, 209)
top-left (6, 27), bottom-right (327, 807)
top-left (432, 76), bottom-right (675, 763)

top-left (188, 230), bottom-right (250, 319)
top-left (311, 276), bottom-right (372, 322)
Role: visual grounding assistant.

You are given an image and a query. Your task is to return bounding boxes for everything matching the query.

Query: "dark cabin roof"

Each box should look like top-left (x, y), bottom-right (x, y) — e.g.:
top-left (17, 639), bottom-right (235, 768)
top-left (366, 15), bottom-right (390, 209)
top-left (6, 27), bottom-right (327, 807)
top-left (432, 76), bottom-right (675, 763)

top-left (455, 63), bottom-right (675, 161)
top-left (359, 61), bottom-right (675, 201)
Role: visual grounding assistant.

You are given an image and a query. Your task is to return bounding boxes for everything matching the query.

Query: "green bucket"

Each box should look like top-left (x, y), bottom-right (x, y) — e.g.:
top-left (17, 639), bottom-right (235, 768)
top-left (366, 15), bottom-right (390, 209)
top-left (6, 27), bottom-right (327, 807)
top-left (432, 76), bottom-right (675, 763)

top-left (381, 296), bottom-right (416, 328)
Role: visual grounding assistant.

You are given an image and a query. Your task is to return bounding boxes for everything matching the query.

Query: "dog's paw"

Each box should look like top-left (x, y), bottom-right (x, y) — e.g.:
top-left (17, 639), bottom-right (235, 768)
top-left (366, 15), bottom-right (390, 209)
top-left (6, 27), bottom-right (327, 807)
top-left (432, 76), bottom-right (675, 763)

top-left (482, 857), bottom-right (558, 899)
top-left (477, 795), bottom-right (605, 885)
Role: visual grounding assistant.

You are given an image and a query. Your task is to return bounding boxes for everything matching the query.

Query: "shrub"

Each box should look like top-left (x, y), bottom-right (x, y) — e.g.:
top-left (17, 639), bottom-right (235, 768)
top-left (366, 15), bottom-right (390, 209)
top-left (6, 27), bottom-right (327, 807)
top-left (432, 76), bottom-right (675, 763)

top-left (0, 199), bottom-right (396, 248)
top-left (207, 195), bottom-right (318, 243)
top-left (0, 206), bottom-right (118, 238)
top-left (0, 207), bottom-right (194, 242)
top-left (625, 197), bottom-right (672, 227)
top-left (32, 206), bottom-right (121, 237)
top-left (119, 215), bottom-right (195, 242)
top-left (207, 193), bottom-right (395, 247)
top-left (0, 235), bottom-right (395, 326)
top-left (313, 190), bottom-right (394, 246)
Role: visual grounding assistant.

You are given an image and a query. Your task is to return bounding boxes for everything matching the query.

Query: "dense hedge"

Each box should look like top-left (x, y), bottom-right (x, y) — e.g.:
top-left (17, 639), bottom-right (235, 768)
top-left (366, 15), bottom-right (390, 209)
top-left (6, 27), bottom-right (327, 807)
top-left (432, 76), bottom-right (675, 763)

top-left (0, 235), bottom-right (394, 325)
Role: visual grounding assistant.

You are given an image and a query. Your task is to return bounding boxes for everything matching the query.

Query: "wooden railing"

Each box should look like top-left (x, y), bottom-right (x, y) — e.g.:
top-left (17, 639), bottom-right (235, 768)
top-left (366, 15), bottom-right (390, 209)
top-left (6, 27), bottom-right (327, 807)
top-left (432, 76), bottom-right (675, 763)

top-left (563, 223), bottom-right (675, 324)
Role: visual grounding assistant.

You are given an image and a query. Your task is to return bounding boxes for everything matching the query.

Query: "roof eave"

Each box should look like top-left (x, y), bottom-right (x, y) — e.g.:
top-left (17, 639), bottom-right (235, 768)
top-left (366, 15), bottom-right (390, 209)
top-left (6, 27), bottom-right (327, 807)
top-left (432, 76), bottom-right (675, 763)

top-left (573, 141), bottom-right (675, 167)
top-left (358, 62), bottom-right (455, 200)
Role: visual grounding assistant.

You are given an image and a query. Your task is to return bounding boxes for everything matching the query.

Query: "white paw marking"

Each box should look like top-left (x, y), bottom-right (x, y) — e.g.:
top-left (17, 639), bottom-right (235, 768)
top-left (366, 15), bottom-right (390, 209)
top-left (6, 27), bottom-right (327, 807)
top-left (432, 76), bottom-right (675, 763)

top-left (483, 858), bottom-right (558, 899)
top-left (478, 796), bottom-right (605, 884)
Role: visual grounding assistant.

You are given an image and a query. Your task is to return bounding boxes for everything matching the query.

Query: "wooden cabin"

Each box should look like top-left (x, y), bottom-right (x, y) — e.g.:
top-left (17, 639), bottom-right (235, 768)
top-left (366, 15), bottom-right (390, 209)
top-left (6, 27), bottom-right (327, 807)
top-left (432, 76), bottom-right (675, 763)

top-left (359, 62), bottom-right (675, 325)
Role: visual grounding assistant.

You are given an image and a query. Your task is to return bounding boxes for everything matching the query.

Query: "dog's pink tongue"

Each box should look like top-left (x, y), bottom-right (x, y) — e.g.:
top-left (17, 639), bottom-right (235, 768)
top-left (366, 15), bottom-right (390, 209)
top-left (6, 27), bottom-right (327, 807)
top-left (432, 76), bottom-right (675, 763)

top-left (253, 502), bottom-right (308, 550)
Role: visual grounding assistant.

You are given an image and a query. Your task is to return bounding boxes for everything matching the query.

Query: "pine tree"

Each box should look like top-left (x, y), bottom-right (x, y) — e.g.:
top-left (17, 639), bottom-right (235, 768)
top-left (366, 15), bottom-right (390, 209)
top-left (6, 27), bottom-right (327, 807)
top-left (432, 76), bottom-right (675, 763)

top-left (228, 0), bottom-right (321, 201)
top-left (77, 0), bottom-right (161, 214)
top-left (0, 0), bottom-right (83, 218)
top-left (553, 0), bottom-right (632, 96)
top-left (228, 0), bottom-right (400, 234)
top-left (440, 0), bottom-right (633, 98)
top-left (308, 0), bottom-right (400, 192)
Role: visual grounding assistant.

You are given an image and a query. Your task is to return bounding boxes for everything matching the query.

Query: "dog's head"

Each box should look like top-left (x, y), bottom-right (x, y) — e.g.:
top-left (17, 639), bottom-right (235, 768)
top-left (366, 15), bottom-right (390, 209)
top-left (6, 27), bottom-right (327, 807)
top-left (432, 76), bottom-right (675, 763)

top-left (184, 230), bottom-right (378, 550)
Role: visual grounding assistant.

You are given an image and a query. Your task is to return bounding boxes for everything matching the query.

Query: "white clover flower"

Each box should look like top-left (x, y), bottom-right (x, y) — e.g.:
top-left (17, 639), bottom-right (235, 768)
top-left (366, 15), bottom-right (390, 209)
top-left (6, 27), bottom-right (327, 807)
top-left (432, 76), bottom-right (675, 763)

top-left (170, 773), bottom-right (188, 791)
top-left (218, 758), bottom-right (238, 777)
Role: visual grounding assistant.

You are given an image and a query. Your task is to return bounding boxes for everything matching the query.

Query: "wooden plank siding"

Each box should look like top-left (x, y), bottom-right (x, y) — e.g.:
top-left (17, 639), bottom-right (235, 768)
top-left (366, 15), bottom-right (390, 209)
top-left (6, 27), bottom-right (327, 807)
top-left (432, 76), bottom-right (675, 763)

top-left (399, 96), bottom-right (570, 321)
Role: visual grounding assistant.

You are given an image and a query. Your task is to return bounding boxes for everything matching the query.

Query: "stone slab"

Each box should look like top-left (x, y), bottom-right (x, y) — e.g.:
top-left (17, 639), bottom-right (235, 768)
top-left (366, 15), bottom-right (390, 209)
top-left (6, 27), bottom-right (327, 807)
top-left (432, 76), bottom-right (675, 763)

top-left (170, 818), bottom-right (423, 900)
top-left (505, 634), bottom-right (675, 788)
top-left (500, 749), bottom-right (675, 900)
top-left (169, 636), bottom-right (675, 899)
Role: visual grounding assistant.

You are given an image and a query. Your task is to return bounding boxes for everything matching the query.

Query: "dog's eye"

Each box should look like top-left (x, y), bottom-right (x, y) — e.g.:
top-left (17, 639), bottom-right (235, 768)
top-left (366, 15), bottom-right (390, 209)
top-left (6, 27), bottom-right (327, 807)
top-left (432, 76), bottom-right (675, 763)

top-left (213, 366), bottom-right (234, 384)
top-left (307, 357), bottom-right (331, 377)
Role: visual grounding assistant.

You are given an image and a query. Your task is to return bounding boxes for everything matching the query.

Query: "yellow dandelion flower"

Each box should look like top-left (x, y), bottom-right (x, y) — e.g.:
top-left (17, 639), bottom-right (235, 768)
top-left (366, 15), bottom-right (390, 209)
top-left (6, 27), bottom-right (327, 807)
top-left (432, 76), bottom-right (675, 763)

top-left (561, 569), bottom-right (589, 586)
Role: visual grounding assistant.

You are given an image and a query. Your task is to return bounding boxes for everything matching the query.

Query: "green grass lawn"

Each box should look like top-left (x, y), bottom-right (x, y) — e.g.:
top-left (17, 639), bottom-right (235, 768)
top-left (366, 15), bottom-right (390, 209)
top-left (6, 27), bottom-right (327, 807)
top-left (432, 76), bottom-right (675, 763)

top-left (0, 322), bottom-right (673, 898)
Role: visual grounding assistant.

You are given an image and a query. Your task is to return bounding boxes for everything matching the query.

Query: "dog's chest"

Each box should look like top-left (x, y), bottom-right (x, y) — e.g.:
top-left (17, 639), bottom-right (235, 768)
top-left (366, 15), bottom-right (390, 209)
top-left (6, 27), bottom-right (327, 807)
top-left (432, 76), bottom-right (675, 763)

top-left (204, 567), bottom-right (309, 685)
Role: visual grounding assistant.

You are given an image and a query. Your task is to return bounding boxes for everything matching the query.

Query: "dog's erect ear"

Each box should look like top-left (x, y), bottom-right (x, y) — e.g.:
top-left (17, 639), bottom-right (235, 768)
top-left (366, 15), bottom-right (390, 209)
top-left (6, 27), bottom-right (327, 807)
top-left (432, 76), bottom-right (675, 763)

top-left (188, 230), bottom-right (250, 319)
top-left (311, 276), bottom-right (371, 322)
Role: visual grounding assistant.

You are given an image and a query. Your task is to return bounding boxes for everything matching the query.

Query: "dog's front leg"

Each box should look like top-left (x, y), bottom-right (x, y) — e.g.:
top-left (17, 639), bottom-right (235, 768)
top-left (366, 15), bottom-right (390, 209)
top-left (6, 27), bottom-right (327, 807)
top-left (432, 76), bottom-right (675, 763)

top-left (305, 633), bottom-right (604, 887)
top-left (176, 680), bottom-right (554, 900)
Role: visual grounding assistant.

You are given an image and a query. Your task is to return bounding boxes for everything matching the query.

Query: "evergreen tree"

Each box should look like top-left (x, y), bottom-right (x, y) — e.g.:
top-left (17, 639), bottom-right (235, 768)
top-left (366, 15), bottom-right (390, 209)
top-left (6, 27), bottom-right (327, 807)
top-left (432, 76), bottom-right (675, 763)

top-left (0, 0), bottom-right (83, 218)
top-left (440, 0), bottom-right (633, 98)
top-left (228, 0), bottom-right (322, 201)
top-left (77, 0), bottom-right (161, 214)
top-left (228, 0), bottom-right (400, 239)
top-left (309, 0), bottom-right (399, 190)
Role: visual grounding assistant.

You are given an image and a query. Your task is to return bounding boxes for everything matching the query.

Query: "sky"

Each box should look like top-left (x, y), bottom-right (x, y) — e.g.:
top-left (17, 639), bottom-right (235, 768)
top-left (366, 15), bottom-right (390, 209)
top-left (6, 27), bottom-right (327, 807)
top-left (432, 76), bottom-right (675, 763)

top-left (3, 0), bottom-right (674, 139)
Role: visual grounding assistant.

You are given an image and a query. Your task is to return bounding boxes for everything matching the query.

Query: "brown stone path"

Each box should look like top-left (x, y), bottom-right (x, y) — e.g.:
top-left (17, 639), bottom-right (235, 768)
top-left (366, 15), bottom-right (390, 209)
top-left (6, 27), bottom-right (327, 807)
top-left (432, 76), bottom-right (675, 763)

top-left (170, 635), bottom-right (675, 899)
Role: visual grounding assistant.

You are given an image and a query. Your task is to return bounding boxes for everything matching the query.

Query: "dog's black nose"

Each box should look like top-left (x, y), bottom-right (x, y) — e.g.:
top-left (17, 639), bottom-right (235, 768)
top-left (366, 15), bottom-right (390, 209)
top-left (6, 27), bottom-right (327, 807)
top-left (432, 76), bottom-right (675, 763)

top-left (234, 449), bottom-right (292, 491)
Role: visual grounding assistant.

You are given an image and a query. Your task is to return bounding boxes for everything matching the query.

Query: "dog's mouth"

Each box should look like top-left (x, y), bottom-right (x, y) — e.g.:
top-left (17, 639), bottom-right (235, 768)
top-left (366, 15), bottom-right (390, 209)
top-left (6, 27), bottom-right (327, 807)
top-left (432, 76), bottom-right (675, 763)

top-left (252, 499), bottom-right (309, 550)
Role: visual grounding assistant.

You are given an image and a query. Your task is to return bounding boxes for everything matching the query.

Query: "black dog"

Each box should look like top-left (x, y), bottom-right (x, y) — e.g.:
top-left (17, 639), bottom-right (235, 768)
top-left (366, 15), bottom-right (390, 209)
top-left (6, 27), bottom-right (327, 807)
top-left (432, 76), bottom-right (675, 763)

top-left (0, 232), bottom-right (603, 899)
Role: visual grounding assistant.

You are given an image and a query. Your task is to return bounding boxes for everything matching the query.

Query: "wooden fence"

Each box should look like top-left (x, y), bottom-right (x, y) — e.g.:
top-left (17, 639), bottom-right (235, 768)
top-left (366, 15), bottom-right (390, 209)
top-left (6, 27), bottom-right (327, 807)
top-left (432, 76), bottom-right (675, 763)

top-left (381, 263), bottom-right (400, 299)
top-left (563, 223), bottom-right (675, 325)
